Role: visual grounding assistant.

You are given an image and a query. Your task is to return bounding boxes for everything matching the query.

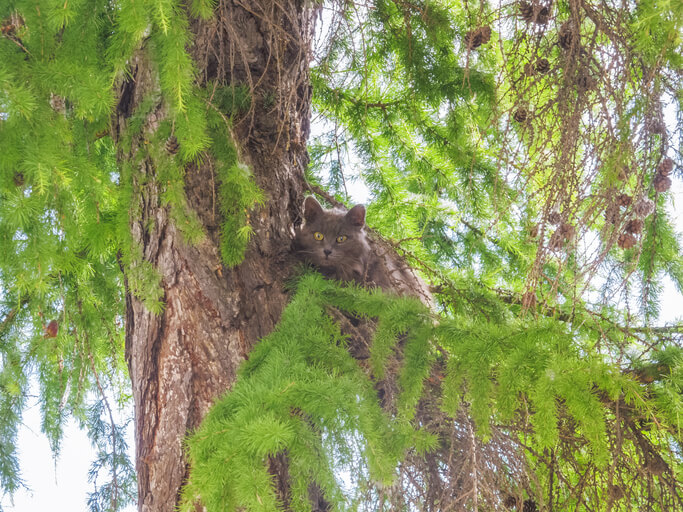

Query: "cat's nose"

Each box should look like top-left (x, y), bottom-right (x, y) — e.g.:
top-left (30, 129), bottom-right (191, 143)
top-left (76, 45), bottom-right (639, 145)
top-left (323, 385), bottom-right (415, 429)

top-left (323, 249), bottom-right (332, 257)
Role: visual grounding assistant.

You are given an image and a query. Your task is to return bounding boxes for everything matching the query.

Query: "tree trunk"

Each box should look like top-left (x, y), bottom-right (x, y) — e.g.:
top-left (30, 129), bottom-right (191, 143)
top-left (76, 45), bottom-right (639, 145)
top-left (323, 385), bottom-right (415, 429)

top-left (114, 2), bottom-right (317, 510)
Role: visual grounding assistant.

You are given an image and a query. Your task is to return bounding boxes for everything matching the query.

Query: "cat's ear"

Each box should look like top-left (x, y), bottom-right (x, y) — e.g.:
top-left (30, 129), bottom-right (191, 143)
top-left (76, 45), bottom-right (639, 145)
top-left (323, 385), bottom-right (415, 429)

top-left (346, 204), bottom-right (366, 227)
top-left (303, 196), bottom-right (324, 223)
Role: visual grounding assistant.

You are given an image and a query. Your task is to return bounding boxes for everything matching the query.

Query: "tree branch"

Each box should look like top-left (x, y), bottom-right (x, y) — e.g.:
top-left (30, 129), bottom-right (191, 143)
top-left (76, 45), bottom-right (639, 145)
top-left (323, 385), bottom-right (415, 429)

top-left (305, 182), bottom-right (347, 208)
top-left (0, 297), bottom-right (29, 339)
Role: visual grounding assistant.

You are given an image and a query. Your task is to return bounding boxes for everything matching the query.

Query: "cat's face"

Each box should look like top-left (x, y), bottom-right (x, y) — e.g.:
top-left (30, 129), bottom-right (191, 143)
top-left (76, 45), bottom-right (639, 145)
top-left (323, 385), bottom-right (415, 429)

top-left (295, 197), bottom-right (369, 280)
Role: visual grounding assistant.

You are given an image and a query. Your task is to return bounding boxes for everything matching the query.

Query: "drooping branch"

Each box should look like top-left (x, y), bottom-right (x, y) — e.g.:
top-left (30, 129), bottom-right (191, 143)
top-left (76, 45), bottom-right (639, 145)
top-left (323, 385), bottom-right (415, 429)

top-left (0, 297), bottom-right (29, 339)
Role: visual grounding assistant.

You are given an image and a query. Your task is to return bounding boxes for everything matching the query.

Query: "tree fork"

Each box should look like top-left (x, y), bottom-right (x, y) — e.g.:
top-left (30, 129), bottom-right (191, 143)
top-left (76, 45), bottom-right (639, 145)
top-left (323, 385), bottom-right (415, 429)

top-left (113, 2), bottom-right (318, 510)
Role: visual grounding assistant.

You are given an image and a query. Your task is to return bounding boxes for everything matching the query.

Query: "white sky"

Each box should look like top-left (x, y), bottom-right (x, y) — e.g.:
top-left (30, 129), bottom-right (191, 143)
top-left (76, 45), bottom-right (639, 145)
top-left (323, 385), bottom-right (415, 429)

top-left (1, 405), bottom-right (136, 512)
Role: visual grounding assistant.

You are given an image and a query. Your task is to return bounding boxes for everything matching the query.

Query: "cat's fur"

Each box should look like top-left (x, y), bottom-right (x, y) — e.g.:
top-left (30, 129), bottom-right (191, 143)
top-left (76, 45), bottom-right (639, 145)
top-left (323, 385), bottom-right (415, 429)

top-left (295, 196), bottom-right (372, 285)
top-left (295, 197), bottom-right (431, 303)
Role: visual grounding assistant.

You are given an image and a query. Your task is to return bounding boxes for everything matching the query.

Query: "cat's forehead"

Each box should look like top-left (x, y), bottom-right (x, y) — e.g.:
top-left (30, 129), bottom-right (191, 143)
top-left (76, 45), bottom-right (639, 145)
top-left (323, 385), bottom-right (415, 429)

top-left (305, 209), bottom-right (354, 230)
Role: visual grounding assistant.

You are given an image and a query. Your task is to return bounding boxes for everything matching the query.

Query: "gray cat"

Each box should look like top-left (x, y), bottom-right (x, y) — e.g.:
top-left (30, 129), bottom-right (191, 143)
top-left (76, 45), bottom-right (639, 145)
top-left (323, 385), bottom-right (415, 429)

top-left (295, 196), bottom-right (371, 285)
top-left (295, 197), bottom-right (431, 303)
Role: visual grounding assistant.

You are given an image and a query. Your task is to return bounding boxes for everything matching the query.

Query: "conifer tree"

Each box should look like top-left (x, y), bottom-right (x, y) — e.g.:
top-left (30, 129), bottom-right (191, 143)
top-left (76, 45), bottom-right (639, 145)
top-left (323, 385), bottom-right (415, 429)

top-left (0, 1), bottom-right (681, 512)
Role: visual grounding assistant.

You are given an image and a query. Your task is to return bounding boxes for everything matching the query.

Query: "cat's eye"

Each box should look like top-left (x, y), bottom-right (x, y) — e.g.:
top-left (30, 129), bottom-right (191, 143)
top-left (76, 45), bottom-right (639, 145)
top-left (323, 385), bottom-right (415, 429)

top-left (314, 232), bottom-right (324, 241)
top-left (336, 235), bottom-right (348, 243)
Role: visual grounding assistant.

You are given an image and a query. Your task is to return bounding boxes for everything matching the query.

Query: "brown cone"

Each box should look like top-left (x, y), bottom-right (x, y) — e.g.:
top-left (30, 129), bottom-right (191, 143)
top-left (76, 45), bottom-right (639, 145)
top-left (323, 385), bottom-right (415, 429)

top-left (653, 174), bottom-right (671, 193)
top-left (647, 118), bottom-right (666, 135)
top-left (519, 2), bottom-right (534, 22)
top-left (624, 219), bottom-right (644, 234)
top-left (535, 58), bottom-right (550, 74)
top-left (45, 320), bottom-right (59, 338)
top-left (513, 108), bottom-right (528, 123)
top-left (528, 223), bottom-right (540, 238)
top-left (618, 232), bottom-right (637, 249)
top-left (165, 136), bottom-right (180, 155)
top-left (465, 26), bottom-right (492, 50)
top-left (616, 194), bottom-right (632, 207)
top-left (633, 197), bottom-right (655, 218)
top-left (657, 158), bottom-right (673, 176)
top-left (519, 2), bottom-right (549, 24)
top-left (576, 69), bottom-right (596, 91)
top-left (559, 222), bottom-right (575, 240)
top-left (547, 211), bottom-right (562, 225)
top-left (609, 485), bottom-right (625, 501)
top-left (605, 205), bottom-right (620, 224)
top-left (13, 172), bottom-right (25, 187)
top-left (478, 26), bottom-right (492, 44)
top-left (558, 22), bottom-right (573, 50)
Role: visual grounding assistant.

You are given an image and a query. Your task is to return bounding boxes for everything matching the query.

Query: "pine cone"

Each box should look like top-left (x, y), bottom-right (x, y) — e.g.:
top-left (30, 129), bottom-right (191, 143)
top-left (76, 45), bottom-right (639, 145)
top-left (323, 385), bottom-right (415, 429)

top-left (558, 22), bottom-right (573, 50)
top-left (519, 2), bottom-right (534, 22)
top-left (528, 223), bottom-right (540, 238)
top-left (479, 25), bottom-right (492, 42)
top-left (609, 485), bottom-right (625, 500)
top-left (519, 2), bottom-right (549, 25)
top-left (616, 194), bottom-right (632, 207)
top-left (647, 118), bottom-right (666, 135)
top-left (535, 6), bottom-right (550, 25)
top-left (503, 495), bottom-right (518, 508)
top-left (605, 205), bottom-right (620, 224)
top-left (559, 222), bottom-right (575, 239)
top-left (464, 30), bottom-right (482, 50)
top-left (13, 171), bottom-right (25, 187)
top-left (1, 14), bottom-right (23, 35)
top-left (617, 232), bottom-right (637, 249)
top-left (549, 224), bottom-right (573, 250)
top-left (646, 454), bottom-right (668, 476)
top-left (548, 230), bottom-right (564, 250)
top-left (576, 69), bottom-right (596, 91)
top-left (535, 58), bottom-right (550, 74)
top-left (633, 197), bottom-right (654, 218)
top-left (624, 218), bottom-right (644, 234)
top-left (523, 499), bottom-right (538, 512)
top-left (44, 320), bottom-right (59, 338)
top-left (547, 210), bottom-right (562, 225)
top-left (465, 26), bottom-right (491, 50)
top-left (513, 108), bottom-right (528, 123)
top-left (165, 136), bottom-right (180, 155)
top-left (653, 174), bottom-right (671, 193)
top-left (657, 158), bottom-right (673, 176)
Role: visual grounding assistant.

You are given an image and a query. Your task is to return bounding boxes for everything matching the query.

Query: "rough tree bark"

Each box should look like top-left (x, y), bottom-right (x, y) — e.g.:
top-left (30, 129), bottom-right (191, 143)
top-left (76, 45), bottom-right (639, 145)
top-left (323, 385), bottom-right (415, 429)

top-left (113, 2), bottom-right (317, 510)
